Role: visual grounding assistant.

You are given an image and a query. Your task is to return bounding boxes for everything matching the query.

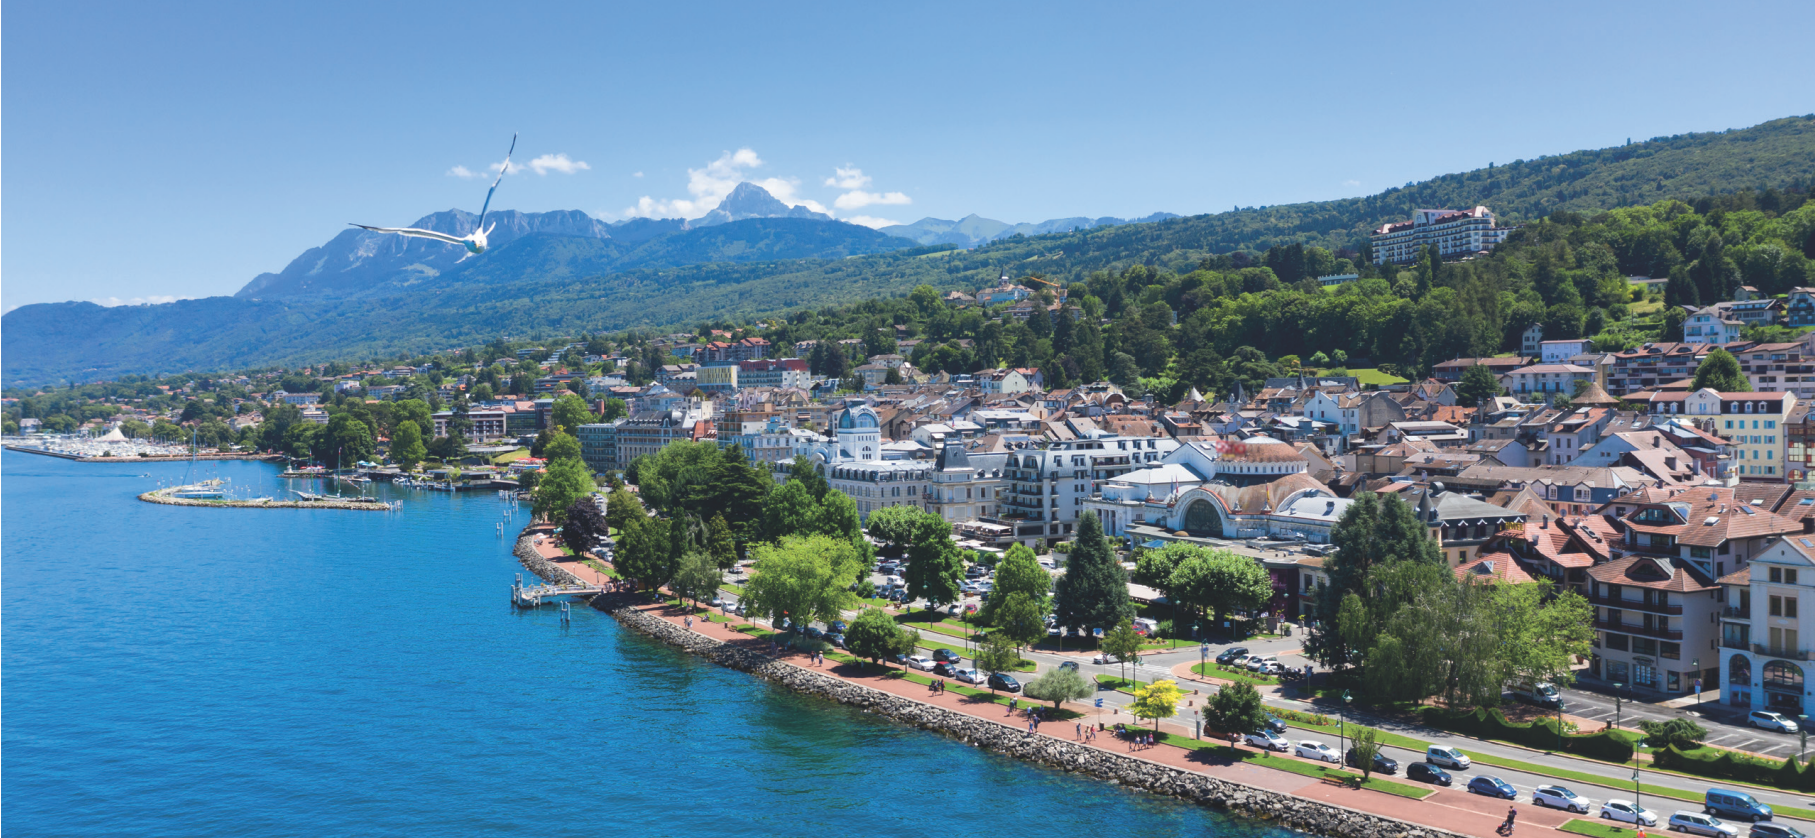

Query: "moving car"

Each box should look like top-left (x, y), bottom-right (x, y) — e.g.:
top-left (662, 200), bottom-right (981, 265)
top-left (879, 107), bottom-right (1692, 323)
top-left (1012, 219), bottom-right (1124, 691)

top-left (1245, 730), bottom-right (1290, 752)
top-left (1670, 811), bottom-right (1739, 837)
top-left (1511, 680), bottom-right (1564, 709)
top-left (1705, 789), bottom-right (1772, 822)
top-left (1600, 799), bottom-right (1657, 826)
top-left (1467, 776), bottom-right (1516, 800)
top-left (933, 649), bottom-right (963, 664)
top-left (1407, 762), bottom-right (1451, 785)
top-left (1533, 785), bottom-right (1588, 813)
top-left (1295, 741), bottom-right (1340, 763)
top-left (1425, 745), bottom-right (1471, 769)
top-left (906, 656), bottom-right (936, 671)
top-left (1750, 823), bottom-right (1807, 838)
top-left (956, 668), bottom-right (988, 685)
top-left (1264, 714), bottom-right (1288, 734)
top-left (987, 672), bottom-right (1021, 693)
top-left (1059, 661), bottom-right (1080, 673)
top-left (1215, 647), bottom-right (1250, 665)
top-left (1746, 711), bottom-right (1798, 733)
top-left (1346, 747), bottom-right (1399, 774)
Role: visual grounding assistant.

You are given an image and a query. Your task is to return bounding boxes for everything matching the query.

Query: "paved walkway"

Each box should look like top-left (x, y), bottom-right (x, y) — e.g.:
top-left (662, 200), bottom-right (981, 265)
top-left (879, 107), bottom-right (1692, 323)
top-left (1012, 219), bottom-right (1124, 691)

top-left (596, 588), bottom-right (1568, 838)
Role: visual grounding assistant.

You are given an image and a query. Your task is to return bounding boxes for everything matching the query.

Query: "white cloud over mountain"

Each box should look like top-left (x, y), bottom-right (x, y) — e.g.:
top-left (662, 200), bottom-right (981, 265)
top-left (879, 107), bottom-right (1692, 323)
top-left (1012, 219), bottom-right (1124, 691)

top-left (621, 154), bottom-right (908, 222)
top-left (448, 152), bottom-right (590, 179)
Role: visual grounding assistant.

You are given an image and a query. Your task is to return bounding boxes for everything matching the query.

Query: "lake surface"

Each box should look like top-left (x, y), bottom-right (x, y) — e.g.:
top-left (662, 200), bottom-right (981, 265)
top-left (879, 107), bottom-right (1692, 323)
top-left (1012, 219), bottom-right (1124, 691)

top-left (2, 453), bottom-right (1289, 836)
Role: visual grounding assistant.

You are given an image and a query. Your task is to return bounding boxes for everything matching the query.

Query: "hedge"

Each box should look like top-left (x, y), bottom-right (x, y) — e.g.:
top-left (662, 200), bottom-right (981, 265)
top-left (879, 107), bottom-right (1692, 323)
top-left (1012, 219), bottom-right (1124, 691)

top-left (1652, 744), bottom-right (1815, 792)
top-left (1421, 707), bottom-right (1634, 763)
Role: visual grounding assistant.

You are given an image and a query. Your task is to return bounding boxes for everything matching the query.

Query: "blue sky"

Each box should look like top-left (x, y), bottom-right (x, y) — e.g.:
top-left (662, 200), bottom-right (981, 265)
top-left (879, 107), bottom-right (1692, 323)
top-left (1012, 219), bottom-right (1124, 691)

top-left (3, 1), bottom-right (1811, 311)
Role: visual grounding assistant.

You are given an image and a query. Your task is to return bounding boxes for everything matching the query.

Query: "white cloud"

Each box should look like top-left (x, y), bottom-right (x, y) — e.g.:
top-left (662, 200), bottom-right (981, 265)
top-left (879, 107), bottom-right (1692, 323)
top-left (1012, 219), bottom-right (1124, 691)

top-left (824, 166), bottom-right (872, 189)
top-left (448, 165), bottom-right (480, 179)
top-left (833, 189), bottom-right (912, 210)
top-left (1343, 179), bottom-right (1362, 187)
top-left (526, 153), bottom-right (590, 176)
top-left (843, 215), bottom-right (905, 229)
top-left (632, 171), bottom-right (644, 178)
top-left (627, 148), bottom-right (807, 220)
top-left (92, 295), bottom-right (186, 307)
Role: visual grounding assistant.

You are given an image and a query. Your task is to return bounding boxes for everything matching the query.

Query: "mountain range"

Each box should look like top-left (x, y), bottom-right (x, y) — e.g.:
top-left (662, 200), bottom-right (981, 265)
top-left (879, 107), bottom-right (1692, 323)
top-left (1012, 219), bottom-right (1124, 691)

top-left (880, 212), bottom-right (1180, 247)
top-left (6, 114), bottom-right (1813, 385)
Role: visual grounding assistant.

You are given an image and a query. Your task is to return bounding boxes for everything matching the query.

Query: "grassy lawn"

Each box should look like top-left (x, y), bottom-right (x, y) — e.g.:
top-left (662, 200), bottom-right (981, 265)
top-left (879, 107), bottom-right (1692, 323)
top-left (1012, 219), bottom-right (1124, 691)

top-left (1096, 674), bottom-right (1152, 692)
top-left (584, 559), bottom-right (620, 578)
top-left (1190, 662), bottom-right (1281, 687)
top-left (490, 448), bottom-right (531, 465)
top-left (718, 582), bottom-right (744, 594)
top-left (897, 617), bottom-right (977, 641)
top-left (1146, 733), bottom-right (1427, 798)
top-left (909, 635), bottom-right (1037, 671)
top-left (1337, 368), bottom-right (1410, 386)
top-left (1560, 819), bottom-right (1640, 838)
top-left (885, 670), bottom-right (1082, 719)
top-left (1270, 710), bottom-right (1429, 752)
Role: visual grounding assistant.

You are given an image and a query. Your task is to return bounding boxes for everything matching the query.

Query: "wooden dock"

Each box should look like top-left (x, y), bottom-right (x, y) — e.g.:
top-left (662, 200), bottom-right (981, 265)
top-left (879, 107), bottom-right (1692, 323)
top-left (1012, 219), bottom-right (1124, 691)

top-left (511, 574), bottom-right (605, 607)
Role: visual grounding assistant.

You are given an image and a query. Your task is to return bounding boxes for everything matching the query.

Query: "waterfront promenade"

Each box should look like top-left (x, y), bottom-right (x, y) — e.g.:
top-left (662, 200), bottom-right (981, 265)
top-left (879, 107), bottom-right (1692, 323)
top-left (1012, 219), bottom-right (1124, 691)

top-left (524, 536), bottom-right (1564, 838)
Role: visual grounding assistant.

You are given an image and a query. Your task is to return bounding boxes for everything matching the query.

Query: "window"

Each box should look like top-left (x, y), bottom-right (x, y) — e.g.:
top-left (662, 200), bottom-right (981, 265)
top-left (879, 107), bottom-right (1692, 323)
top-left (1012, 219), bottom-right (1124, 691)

top-left (1790, 597), bottom-right (1801, 618)
top-left (1789, 568), bottom-right (1800, 585)
top-left (1771, 595), bottom-right (1784, 617)
top-left (1691, 546), bottom-right (1712, 559)
top-left (1633, 637), bottom-right (1658, 657)
top-left (1605, 633), bottom-right (1629, 651)
top-left (1661, 641), bottom-right (1681, 660)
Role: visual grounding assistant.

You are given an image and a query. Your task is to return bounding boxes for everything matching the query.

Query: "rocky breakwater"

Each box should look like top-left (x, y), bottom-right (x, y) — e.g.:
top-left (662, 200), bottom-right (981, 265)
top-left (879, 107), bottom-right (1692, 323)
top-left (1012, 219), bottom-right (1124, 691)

top-left (139, 485), bottom-right (393, 511)
top-left (512, 534), bottom-right (585, 586)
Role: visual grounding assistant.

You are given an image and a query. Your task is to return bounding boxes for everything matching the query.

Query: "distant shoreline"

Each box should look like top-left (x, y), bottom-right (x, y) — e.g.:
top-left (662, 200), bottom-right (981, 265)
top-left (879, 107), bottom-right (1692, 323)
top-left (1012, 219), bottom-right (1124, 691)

top-left (3, 444), bottom-right (281, 463)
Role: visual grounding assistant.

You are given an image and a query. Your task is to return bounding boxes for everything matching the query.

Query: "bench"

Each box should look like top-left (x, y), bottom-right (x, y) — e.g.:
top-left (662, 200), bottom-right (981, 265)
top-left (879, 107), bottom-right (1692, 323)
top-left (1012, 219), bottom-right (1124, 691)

top-left (1321, 774), bottom-right (1356, 787)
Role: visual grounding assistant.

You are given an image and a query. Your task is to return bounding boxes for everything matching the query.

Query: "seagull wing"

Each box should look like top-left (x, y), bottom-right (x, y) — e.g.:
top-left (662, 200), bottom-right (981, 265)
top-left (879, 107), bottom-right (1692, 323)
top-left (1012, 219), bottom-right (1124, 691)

top-left (349, 224), bottom-right (468, 246)
top-left (478, 132), bottom-right (517, 230)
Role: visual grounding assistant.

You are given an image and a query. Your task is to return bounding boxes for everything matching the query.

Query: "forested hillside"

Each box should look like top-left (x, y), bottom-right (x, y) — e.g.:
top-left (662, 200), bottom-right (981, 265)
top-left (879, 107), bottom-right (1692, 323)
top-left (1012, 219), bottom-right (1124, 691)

top-left (6, 115), bottom-right (1813, 385)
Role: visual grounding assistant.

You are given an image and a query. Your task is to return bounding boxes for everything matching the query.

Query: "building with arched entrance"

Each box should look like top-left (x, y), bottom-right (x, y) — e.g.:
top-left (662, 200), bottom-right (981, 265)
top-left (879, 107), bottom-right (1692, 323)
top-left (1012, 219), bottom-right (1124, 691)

top-left (1721, 535), bottom-right (1815, 716)
top-left (1086, 436), bottom-right (1353, 543)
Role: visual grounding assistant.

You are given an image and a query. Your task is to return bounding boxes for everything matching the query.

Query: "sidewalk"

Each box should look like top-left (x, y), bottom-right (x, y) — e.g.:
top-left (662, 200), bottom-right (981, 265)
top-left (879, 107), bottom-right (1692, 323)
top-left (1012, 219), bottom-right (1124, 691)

top-left (615, 592), bottom-right (1566, 838)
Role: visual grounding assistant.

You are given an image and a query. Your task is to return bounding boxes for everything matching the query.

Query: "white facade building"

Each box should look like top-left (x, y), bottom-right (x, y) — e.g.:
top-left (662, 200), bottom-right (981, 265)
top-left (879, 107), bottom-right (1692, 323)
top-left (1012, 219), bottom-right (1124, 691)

top-left (1370, 206), bottom-right (1513, 264)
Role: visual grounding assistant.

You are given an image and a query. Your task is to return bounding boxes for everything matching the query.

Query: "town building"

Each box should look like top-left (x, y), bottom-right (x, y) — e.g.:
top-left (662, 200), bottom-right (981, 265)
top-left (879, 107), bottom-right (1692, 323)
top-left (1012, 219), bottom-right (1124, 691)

top-left (1647, 389), bottom-right (1795, 482)
top-left (737, 358), bottom-right (811, 390)
top-left (1369, 206), bottom-right (1514, 264)
top-left (576, 421), bottom-right (621, 473)
top-left (1501, 364), bottom-right (1596, 399)
top-left (1720, 535), bottom-right (1813, 716)
top-left (696, 363), bottom-right (738, 393)
top-left (1540, 339), bottom-right (1596, 364)
top-left (1589, 554), bottom-right (1720, 696)
top-left (431, 409), bottom-right (508, 441)
top-left (1684, 306), bottom-right (1744, 345)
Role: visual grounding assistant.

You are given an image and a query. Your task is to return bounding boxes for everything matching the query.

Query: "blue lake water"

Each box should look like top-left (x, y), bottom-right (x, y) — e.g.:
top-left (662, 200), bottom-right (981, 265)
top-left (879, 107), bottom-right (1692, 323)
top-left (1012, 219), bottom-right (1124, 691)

top-left (2, 453), bottom-right (1289, 836)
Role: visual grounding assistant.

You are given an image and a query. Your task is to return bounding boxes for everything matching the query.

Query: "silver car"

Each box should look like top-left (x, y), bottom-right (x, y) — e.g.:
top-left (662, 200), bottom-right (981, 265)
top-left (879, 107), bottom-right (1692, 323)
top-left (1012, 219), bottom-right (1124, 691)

top-left (1671, 811), bottom-right (1739, 838)
top-left (1533, 785), bottom-right (1588, 814)
top-left (1245, 729), bottom-right (1289, 751)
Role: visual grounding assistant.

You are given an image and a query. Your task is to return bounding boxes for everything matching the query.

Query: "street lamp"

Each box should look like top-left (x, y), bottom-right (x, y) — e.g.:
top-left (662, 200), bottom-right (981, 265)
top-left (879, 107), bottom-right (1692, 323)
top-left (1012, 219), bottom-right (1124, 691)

top-left (1634, 736), bottom-right (1649, 818)
top-left (1690, 657), bottom-right (1701, 706)
top-left (1612, 681), bottom-right (1624, 732)
top-left (1339, 690), bottom-right (1352, 761)
top-left (1799, 715), bottom-right (1809, 765)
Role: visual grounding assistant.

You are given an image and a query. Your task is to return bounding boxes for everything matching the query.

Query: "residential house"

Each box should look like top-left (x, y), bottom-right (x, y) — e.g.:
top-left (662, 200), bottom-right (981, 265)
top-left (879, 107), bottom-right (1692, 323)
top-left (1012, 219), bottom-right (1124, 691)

top-left (1720, 535), bottom-right (1814, 716)
top-left (1502, 364), bottom-right (1596, 399)
top-left (1541, 339), bottom-right (1595, 364)
top-left (1684, 306), bottom-right (1744, 345)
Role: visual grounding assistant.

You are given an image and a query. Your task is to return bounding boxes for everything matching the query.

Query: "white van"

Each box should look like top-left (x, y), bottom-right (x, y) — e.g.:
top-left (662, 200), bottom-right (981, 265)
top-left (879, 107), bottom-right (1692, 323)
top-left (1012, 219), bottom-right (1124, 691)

top-left (1426, 745), bottom-right (1471, 769)
top-left (1132, 617), bottom-right (1160, 635)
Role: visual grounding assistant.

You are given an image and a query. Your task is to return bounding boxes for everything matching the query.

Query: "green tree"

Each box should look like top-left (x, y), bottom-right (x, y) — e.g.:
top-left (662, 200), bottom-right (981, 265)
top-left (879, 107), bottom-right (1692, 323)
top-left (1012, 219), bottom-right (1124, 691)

top-left (671, 549), bottom-right (724, 609)
top-left (1206, 681), bottom-right (1267, 735)
top-left (1488, 578), bottom-right (1595, 689)
top-left (551, 391), bottom-right (596, 433)
top-left (1130, 679), bottom-right (1183, 732)
top-left (599, 398), bottom-right (628, 422)
top-left (1350, 727), bottom-right (1382, 782)
top-left (1692, 347), bottom-right (1751, 392)
top-left (1361, 634), bottom-right (1410, 703)
top-left (760, 480), bottom-right (818, 541)
top-left (787, 456), bottom-right (830, 501)
top-left (706, 513), bottom-right (737, 570)
top-left (1023, 665), bottom-right (1094, 710)
top-left (973, 632), bottom-right (1022, 691)
top-left (904, 513), bottom-right (964, 607)
top-left (392, 399), bottom-right (432, 440)
top-left (1101, 623), bottom-right (1144, 683)
top-left (322, 413), bottom-right (375, 468)
top-left (1053, 512), bottom-right (1133, 634)
top-left (542, 428), bottom-right (583, 463)
top-left (1456, 364), bottom-right (1503, 407)
top-left (1309, 492), bottom-right (1442, 668)
top-left (845, 606), bottom-right (912, 668)
top-left (390, 419), bottom-right (426, 470)
top-left (741, 534), bottom-right (864, 629)
top-left (994, 592), bottom-right (1047, 650)
top-left (864, 505), bottom-right (921, 554)
top-left (533, 457), bottom-right (595, 523)
top-left (614, 514), bottom-right (675, 591)
top-left (986, 544), bottom-right (1051, 622)
top-left (1172, 548), bottom-right (1274, 637)
top-left (604, 486), bottom-right (644, 534)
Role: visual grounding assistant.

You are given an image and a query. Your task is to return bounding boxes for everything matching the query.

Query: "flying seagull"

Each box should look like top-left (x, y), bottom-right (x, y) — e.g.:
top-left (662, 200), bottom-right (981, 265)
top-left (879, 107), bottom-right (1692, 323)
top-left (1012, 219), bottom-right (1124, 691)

top-left (352, 133), bottom-right (517, 257)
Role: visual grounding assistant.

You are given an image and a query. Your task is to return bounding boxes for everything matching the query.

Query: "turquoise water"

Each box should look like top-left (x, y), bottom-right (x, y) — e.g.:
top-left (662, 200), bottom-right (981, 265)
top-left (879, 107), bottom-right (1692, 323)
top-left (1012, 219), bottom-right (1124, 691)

top-left (2, 454), bottom-right (1286, 836)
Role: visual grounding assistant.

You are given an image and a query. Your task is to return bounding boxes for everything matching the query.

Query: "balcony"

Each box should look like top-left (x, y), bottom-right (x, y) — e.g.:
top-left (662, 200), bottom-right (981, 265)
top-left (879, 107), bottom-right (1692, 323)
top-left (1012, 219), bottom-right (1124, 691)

top-left (1595, 618), bottom-right (1683, 641)
top-left (1722, 637), bottom-right (1750, 650)
top-left (1721, 606), bottom-right (1750, 621)
top-left (1753, 643), bottom-right (1812, 661)
top-left (1590, 593), bottom-right (1683, 615)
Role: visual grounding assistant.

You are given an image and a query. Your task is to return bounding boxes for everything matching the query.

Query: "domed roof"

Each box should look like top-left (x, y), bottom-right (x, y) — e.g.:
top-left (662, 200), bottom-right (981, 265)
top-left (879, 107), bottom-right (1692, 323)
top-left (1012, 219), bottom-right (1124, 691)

top-left (837, 402), bottom-right (878, 430)
top-left (1205, 473), bottom-right (1328, 513)
top-left (1224, 436), bottom-right (1307, 464)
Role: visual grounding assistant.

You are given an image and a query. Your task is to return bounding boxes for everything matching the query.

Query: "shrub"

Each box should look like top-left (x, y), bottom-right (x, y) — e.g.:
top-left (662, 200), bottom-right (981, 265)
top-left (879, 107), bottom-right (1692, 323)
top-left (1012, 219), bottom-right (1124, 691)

top-left (1421, 707), bottom-right (1633, 763)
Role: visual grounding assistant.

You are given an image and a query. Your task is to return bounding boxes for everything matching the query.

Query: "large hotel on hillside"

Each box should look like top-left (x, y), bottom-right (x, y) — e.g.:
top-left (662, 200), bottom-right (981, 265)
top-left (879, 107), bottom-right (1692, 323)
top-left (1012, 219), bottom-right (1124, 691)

top-left (1370, 206), bottom-right (1514, 264)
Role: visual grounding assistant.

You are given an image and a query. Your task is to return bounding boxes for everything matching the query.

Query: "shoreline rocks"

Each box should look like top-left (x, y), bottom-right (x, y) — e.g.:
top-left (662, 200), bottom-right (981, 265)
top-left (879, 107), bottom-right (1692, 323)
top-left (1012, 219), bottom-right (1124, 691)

top-left (512, 537), bottom-right (1462, 838)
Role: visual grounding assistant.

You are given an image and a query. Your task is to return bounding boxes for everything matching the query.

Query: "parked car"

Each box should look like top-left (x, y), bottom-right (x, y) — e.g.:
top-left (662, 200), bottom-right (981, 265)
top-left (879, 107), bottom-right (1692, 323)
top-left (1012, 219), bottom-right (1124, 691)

top-left (956, 668), bottom-right (988, 685)
top-left (1746, 710), bottom-right (1799, 733)
top-left (1600, 799), bottom-right (1658, 826)
top-left (1705, 789), bottom-right (1773, 822)
top-left (829, 621), bottom-right (847, 634)
top-left (906, 655), bottom-right (936, 671)
top-left (1407, 762), bottom-right (1451, 785)
top-left (1346, 747), bottom-right (1399, 774)
top-left (826, 633), bottom-right (845, 648)
top-left (1215, 647), bottom-right (1250, 665)
top-left (802, 626), bottom-right (824, 639)
top-left (1533, 785), bottom-right (1588, 813)
top-left (732, 602), bottom-right (747, 616)
top-left (1467, 776), bottom-right (1517, 800)
top-left (1245, 730), bottom-right (1290, 752)
top-left (1258, 660), bottom-right (1287, 676)
top-left (960, 582), bottom-right (982, 594)
top-left (707, 596), bottom-right (726, 608)
top-left (932, 649), bottom-right (963, 664)
top-left (987, 673), bottom-right (1021, 693)
top-left (1295, 741), bottom-right (1340, 763)
top-left (1263, 714), bottom-right (1288, 734)
top-left (1246, 655), bottom-right (1279, 672)
top-left (889, 653), bottom-right (910, 666)
top-left (1670, 811), bottom-right (1740, 837)
top-left (1092, 653), bottom-right (1115, 665)
top-left (1750, 823), bottom-right (1807, 838)
top-left (932, 662), bottom-right (959, 678)
top-left (1425, 745), bottom-right (1471, 769)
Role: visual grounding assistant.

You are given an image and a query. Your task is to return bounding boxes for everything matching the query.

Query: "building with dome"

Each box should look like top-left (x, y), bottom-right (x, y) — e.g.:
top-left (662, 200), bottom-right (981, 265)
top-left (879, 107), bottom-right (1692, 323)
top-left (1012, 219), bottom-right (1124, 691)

top-left (1085, 436), bottom-right (1354, 542)
top-left (782, 400), bottom-right (934, 518)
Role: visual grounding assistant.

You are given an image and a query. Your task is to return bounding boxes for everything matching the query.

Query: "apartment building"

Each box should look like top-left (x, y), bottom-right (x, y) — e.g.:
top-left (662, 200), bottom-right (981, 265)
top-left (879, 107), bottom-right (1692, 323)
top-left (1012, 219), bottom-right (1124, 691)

top-left (1502, 364), bottom-right (1596, 399)
top-left (1588, 555), bottom-right (1721, 696)
top-left (1005, 434), bottom-right (1180, 544)
top-left (737, 358), bottom-right (811, 390)
top-left (1606, 343), bottom-right (1731, 395)
top-left (1648, 389), bottom-right (1795, 482)
top-left (576, 421), bottom-right (621, 473)
top-left (431, 409), bottom-right (507, 441)
top-left (1720, 535), bottom-right (1813, 716)
top-left (1684, 307), bottom-right (1744, 345)
top-left (1733, 339), bottom-right (1815, 399)
top-left (1369, 206), bottom-right (1514, 264)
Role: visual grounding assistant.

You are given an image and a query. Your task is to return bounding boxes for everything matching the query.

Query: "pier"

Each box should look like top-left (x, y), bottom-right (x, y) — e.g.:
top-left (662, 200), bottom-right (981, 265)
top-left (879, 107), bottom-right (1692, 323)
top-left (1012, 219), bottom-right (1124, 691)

top-left (511, 573), bottom-right (605, 607)
top-left (139, 482), bottom-right (401, 511)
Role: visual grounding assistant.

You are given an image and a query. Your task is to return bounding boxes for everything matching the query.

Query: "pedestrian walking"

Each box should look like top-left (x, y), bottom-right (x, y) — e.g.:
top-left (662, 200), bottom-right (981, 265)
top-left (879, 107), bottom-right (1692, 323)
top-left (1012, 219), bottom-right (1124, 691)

top-left (1500, 806), bottom-right (1517, 835)
top-left (1076, 722), bottom-right (1082, 739)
